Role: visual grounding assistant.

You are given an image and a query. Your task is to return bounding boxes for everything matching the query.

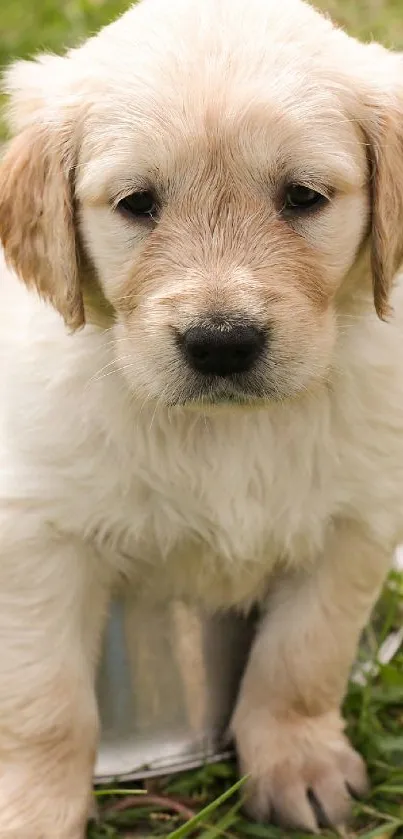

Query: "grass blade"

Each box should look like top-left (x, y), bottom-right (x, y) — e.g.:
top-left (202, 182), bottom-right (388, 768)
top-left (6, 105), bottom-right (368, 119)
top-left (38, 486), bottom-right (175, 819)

top-left (197, 800), bottom-right (243, 838)
top-left (358, 824), bottom-right (402, 839)
top-left (166, 777), bottom-right (246, 839)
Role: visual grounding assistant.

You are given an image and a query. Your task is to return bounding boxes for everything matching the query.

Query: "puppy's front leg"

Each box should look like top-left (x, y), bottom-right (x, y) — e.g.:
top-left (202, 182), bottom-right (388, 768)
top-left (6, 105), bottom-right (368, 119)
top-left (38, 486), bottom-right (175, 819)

top-left (231, 520), bottom-right (392, 832)
top-left (0, 513), bottom-right (110, 839)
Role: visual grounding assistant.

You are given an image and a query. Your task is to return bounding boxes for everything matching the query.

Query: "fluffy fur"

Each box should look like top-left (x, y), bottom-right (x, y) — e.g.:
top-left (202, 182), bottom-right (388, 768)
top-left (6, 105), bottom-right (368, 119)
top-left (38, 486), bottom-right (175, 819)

top-left (1, 0), bottom-right (403, 835)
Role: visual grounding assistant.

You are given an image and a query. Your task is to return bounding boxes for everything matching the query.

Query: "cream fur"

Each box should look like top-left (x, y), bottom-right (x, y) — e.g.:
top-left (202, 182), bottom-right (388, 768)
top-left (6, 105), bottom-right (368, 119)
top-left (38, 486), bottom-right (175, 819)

top-left (1, 0), bottom-right (403, 835)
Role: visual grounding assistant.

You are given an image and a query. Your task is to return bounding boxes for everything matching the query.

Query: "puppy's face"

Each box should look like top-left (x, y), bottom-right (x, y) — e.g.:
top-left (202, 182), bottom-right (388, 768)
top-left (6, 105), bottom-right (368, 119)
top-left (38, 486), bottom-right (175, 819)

top-left (1, 0), bottom-right (403, 408)
top-left (78, 84), bottom-right (368, 406)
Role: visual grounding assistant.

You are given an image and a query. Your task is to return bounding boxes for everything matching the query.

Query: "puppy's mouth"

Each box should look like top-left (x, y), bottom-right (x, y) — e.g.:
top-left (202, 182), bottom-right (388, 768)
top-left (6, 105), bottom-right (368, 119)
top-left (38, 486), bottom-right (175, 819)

top-left (167, 373), bottom-right (272, 409)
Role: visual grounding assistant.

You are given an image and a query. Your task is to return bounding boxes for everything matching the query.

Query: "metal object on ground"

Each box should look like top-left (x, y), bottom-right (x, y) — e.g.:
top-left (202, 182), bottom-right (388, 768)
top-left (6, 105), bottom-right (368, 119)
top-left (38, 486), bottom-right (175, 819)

top-left (95, 596), bottom-right (257, 782)
top-left (95, 549), bottom-right (403, 781)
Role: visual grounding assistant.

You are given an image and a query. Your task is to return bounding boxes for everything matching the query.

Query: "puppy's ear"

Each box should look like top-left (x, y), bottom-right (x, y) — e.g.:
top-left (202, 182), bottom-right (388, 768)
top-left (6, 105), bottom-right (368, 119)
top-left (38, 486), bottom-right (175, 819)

top-left (0, 59), bottom-right (84, 329)
top-left (361, 52), bottom-right (403, 320)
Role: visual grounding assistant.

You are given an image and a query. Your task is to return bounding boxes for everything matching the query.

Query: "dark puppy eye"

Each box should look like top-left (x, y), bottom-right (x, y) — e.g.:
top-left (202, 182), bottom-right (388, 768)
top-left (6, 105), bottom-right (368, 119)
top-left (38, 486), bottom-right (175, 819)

top-left (284, 184), bottom-right (326, 212)
top-left (117, 190), bottom-right (158, 219)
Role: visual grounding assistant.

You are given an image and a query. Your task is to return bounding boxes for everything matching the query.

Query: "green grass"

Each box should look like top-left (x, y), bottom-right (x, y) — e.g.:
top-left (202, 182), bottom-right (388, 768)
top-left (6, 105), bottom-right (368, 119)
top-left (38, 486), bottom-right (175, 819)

top-left (315, 0), bottom-right (403, 47)
top-left (0, 0), bottom-right (129, 68)
top-left (1, 0), bottom-right (403, 836)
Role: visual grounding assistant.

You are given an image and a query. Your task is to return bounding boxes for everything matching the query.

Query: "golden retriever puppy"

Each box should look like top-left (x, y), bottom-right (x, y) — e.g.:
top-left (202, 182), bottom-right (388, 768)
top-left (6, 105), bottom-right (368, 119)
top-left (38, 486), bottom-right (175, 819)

top-left (0, 0), bottom-right (403, 835)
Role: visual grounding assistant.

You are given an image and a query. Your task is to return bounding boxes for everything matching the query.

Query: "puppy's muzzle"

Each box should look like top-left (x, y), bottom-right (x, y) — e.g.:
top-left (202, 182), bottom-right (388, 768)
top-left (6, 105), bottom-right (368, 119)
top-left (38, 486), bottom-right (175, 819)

top-left (178, 319), bottom-right (267, 377)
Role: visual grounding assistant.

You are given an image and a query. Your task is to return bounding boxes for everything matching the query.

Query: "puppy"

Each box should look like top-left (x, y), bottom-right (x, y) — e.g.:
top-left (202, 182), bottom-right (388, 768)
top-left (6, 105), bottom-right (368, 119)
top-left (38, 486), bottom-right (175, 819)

top-left (1, 0), bottom-right (403, 835)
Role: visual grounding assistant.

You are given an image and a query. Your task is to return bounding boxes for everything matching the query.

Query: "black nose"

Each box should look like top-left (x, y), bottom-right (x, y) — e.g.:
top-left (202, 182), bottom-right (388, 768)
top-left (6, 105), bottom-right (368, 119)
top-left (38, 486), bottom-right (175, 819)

top-left (180, 321), bottom-right (266, 376)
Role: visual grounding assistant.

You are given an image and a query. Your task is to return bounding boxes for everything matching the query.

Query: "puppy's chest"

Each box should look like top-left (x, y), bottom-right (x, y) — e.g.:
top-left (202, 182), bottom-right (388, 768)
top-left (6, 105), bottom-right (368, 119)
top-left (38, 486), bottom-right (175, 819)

top-left (95, 412), bottom-right (336, 606)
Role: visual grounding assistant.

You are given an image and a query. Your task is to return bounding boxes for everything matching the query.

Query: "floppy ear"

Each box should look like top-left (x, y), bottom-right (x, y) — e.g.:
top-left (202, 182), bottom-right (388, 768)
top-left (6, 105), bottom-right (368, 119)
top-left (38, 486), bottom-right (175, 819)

top-left (0, 60), bottom-right (85, 329)
top-left (362, 55), bottom-right (403, 320)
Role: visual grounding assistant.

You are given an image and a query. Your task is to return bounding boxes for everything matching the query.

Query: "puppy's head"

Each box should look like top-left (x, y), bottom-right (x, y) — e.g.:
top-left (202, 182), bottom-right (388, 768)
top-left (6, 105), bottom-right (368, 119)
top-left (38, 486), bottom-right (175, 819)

top-left (1, 0), bottom-right (403, 407)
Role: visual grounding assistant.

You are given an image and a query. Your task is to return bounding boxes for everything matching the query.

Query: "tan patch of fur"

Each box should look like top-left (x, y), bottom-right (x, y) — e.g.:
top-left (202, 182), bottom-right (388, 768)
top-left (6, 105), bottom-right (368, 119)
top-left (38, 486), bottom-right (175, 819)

top-left (116, 127), bottom-right (333, 320)
top-left (0, 126), bottom-right (85, 330)
top-left (112, 170), bottom-right (334, 407)
top-left (367, 104), bottom-right (403, 319)
top-left (117, 173), bottom-right (332, 348)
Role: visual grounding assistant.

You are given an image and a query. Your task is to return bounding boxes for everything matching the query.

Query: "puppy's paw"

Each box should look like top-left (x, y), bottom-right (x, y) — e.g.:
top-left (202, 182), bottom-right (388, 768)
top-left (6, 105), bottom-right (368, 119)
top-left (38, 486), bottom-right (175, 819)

top-left (233, 707), bottom-right (368, 832)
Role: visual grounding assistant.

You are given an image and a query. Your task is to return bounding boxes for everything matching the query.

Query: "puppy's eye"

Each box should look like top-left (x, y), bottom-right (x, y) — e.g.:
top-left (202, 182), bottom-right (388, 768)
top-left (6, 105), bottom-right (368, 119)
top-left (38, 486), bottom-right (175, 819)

top-left (284, 184), bottom-right (326, 211)
top-left (117, 190), bottom-right (158, 219)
